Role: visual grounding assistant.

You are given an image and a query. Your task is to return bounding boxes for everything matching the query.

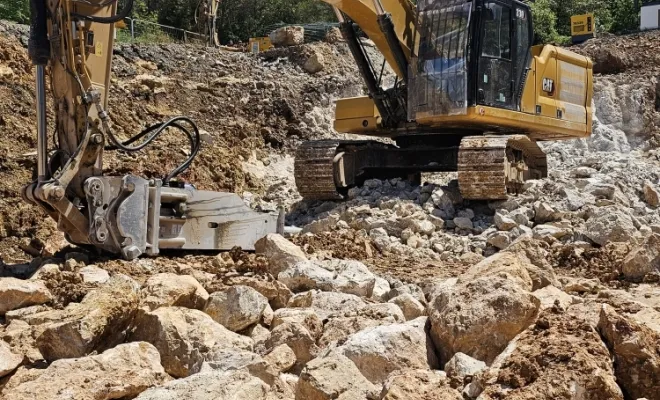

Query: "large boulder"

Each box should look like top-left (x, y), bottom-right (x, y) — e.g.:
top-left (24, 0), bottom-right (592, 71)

top-left (478, 311), bottom-right (623, 400)
top-left (388, 293), bottom-right (425, 320)
top-left (584, 207), bottom-right (637, 246)
top-left (269, 26), bottom-right (304, 47)
top-left (428, 276), bottom-right (540, 365)
top-left (225, 276), bottom-right (292, 309)
top-left (204, 285), bottom-right (269, 332)
top-left (140, 273), bottom-right (209, 311)
top-left (135, 368), bottom-right (269, 400)
top-left (2, 342), bottom-right (168, 400)
top-left (621, 233), bottom-right (660, 282)
top-left (295, 353), bottom-right (378, 400)
top-left (598, 305), bottom-right (660, 399)
top-left (271, 308), bottom-right (324, 340)
top-left (36, 275), bottom-right (140, 361)
top-left (381, 369), bottom-right (462, 400)
top-left (504, 237), bottom-right (559, 290)
top-left (129, 306), bottom-right (253, 378)
top-left (319, 303), bottom-right (405, 347)
top-left (303, 51), bottom-right (324, 74)
top-left (458, 252), bottom-right (534, 291)
top-left (0, 340), bottom-right (22, 378)
top-left (288, 290), bottom-right (367, 320)
top-left (443, 352), bottom-right (486, 380)
top-left (0, 278), bottom-right (52, 315)
top-left (277, 261), bottom-right (334, 292)
top-left (255, 233), bottom-right (307, 276)
top-left (266, 321), bottom-right (320, 367)
top-left (335, 317), bottom-right (439, 384)
top-left (532, 285), bottom-right (576, 311)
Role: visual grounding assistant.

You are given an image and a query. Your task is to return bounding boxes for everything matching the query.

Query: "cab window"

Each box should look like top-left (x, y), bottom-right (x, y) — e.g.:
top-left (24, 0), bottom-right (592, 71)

top-left (481, 3), bottom-right (511, 59)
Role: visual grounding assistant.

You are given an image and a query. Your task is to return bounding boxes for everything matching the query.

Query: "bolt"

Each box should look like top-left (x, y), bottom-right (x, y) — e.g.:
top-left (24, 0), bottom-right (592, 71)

top-left (124, 182), bottom-right (136, 193)
top-left (51, 186), bottom-right (65, 200)
top-left (91, 134), bottom-right (103, 144)
top-left (122, 245), bottom-right (141, 260)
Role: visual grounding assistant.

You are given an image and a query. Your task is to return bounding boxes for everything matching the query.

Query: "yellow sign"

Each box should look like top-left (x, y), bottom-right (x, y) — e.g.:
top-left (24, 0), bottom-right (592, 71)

top-left (248, 37), bottom-right (273, 54)
top-left (571, 14), bottom-right (595, 43)
top-left (95, 41), bottom-right (103, 57)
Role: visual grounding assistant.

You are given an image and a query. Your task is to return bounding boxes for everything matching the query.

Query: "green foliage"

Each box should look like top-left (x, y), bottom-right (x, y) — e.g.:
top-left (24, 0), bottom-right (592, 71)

top-left (0, 0), bottom-right (30, 24)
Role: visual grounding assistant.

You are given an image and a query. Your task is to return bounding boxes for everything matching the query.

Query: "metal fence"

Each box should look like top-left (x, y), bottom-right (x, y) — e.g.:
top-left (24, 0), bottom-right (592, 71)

top-left (260, 22), bottom-right (341, 43)
top-left (116, 17), bottom-right (208, 44)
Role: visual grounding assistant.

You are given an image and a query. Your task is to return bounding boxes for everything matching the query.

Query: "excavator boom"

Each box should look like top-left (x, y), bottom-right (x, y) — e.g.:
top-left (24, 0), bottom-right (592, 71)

top-left (23, 0), bottom-right (282, 259)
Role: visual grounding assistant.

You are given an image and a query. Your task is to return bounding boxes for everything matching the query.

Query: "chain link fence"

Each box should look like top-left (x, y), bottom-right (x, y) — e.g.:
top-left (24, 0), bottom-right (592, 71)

top-left (116, 17), bottom-right (208, 45)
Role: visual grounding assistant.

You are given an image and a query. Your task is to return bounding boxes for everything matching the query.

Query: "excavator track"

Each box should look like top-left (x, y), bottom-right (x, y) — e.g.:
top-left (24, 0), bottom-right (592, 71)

top-left (457, 135), bottom-right (547, 200)
top-left (294, 140), bottom-right (344, 201)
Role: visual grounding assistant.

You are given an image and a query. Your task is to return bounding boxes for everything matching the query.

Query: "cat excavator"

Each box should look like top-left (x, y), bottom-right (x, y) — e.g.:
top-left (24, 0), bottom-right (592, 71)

top-left (22, 0), bottom-right (282, 260)
top-left (295, 0), bottom-right (593, 200)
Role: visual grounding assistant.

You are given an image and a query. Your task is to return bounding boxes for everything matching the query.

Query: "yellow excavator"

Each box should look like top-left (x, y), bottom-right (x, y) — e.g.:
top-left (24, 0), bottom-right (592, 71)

top-left (22, 0), bottom-right (282, 260)
top-left (295, 0), bottom-right (593, 200)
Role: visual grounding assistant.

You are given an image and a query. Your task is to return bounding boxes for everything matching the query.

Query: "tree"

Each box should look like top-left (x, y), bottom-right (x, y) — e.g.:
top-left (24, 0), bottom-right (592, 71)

top-left (0, 0), bottom-right (30, 24)
top-left (530, 0), bottom-right (561, 44)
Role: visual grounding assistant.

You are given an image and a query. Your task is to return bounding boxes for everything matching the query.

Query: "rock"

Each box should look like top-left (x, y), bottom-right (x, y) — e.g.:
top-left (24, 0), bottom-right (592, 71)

top-left (385, 283), bottom-right (426, 304)
top-left (245, 323), bottom-right (271, 354)
top-left (381, 369), bottom-right (460, 400)
top-left (584, 207), bottom-right (637, 246)
top-left (330, 259), bottom-right (376, 297)
top-left (266, 322), bottom-right (320, 366)
top-left (643, 181), bottom-right (659, 207)
top-left (453, 217), bottom-right (473, 230)
top-left (504, 237), bottom-right (559, 290)
top-left (271, 308), bottom-right (323, 340)
top-left (494, 212), bottom-right (517, 231)
top-left (487, 231), bottom-right (512, 249)
top-left (371, 276), bottom-right (391, 301)
top-left (141, 273), bottom-right (209, 311)
top-left (533, 224), bottom-right (571, 241)
top-left (532, 285), bottom-right (575, 310)
top-left (428, 276), bottom-right (539, 365)
top-left (2, 342), bottom-right (168, 400)
top-left (388, 293), bottom-right (425, 320)
top-left (303, 51), bottom-right (324, 74)
top-left (255, 233), bottom-right (308, 276)
top-left (288, 290), bottom-right (367, 319)
top-left (335, 317), bottom-right (439, 384)
top-left (458, 251), bottom-right (534, 291)
top-left (324, 27), bottom-right (342, 43)
top-left (598, 305), bottom-right (660, 400)
top-left (318, 303), bottom-right (405, 347)
top-left (295, 353), bottom-right (378, 400)
top-left (479, 311), bottom-right (623, 400)
top-left (277, 261), bottom-right (334, 292)
top-left (263, 344), bottom-right (296, 374)
top-left (204, 285), bottom-right (269, 332)
top-left (622, 234), bottom-right (660, 282)
top-left (0, 278), bottom-right (52, 315)
top-left (562, 277), bottom-right (602, 294)
top-left (534, 201), bottom-right (557, 223)
top-left (129, 306), bottom-right (253, 378)
top-left (0, 340), bottom-right (22, 378)
top-left (196, 349), bottom-right (276, 384)
top-left (269, 26), bottom-right (304, 47)
top-left (78, 265), bottom-right (110, 284)
top-left (136, 368), bottom-right (269, 400)
top-left (36, 275), bottom-right (140, 362)
top-left (443, 352), bottom-right (486, 379)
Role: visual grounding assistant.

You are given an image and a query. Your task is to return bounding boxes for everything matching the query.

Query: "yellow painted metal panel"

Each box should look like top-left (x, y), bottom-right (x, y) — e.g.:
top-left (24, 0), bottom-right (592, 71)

top-left (335, 96), bottom-right (379, 120)
top-left (335, 117), bottom-right (379, 133)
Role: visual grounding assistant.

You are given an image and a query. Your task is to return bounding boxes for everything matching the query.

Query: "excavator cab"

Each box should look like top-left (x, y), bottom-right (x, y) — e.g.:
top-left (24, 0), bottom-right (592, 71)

top-left (410, 0), bottom-right (533, 119)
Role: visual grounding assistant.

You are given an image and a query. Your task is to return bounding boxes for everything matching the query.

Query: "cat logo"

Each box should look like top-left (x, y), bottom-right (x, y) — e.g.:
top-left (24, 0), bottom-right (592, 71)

top-left (542, 78), bottom-right (555, 95)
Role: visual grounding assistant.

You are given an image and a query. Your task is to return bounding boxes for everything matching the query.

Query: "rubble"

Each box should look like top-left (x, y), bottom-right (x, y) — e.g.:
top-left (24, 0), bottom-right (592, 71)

top-left (204, 285), bottom-right (269, 332)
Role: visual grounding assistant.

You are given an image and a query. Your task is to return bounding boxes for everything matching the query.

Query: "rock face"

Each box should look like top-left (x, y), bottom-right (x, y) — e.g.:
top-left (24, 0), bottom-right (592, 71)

top-left (135, 368), bottom-right (269, 400)
top-left (36, 275), bottom-right (140, 361)
top-left (295, 353), bottom-right (378, 400)
top-left (269, 26), bottom-right (304, 47)
top-left (621, 233), bottom-right (660, 281)
top-left (255, 233), bottom-right (308, 276)
top-left (140, 273), bottom-right (209, 311)
top-left (598, 305), bottom-right (660, 400)
top-left (204, 285), bottom-right (269, 332)
top-left (129, 306), bottom-right (253, 377)
top-left (335, 317), bottom-right (439, 384)
top-left (0, 278), bottom-right (52, 315)
top-left (479, 311), bottom-right (623, 400)
top-left (0, 340), bottom-right (22, 377)
top-left (2, 342), bottom-right (168, 400)
top-left (381, 369), bottom-right (462, 400)
top-left (428, 276), bottom-right (540, 365)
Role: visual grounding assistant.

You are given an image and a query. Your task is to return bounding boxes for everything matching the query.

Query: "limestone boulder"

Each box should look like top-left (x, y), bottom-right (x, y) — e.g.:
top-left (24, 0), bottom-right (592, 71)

top-left (388, 293), bottom-right (425, 320)
top-left (622, 233), bottom-right (660, 282)
top-left (277, 261), bottom-right (334, 292)
top-left (295, 353), bottom-right (378, 400)
top-left (335, 317), bottom-right (439, 384)
top-left (129, 306), bottom-right (253, 378)
top-left (428, 276), bottom-right (540, 365)
top-left (329, 259), bottom-right (376, 297)
top-left (598, 305), bottom-right (660, 400)
top-left (532, 285), bottom-right (576, 311)
top-left (36, 275), bottom-right (140, 361)
top-left (78, 265), bottom-right (110, 284)
top-left (0, 278), bottom-right (52, 315)
top-left (381, 369), bottom-right (461, 400)
top-left (136, 368), bottom-right (269, 400)
top-left (443, 352), bottom-right (486, 380)
top-left (458, 252), bottom-right (534, 291)
top-left (266, 322), bottom-right (319, 366)
top-left (303, 51), bottom-right (324, 74)
top-left (141, 273), bottom-right (209, 311)
top-left (2, 342), bottom-right (168, 400)
top-left (287, 290), bottom-right (367, 319)
top-left (271, 308), bottom-right (323, 340)
top-left (504, 237), bottom-right (559, 290)
top-left (584, 207), bottom-right (637, 246)
top-left (0, 340), bottom-right (22, 378)
top-left (385, 283), bottom-right (426, 304)
top-left (371, 276), bottom-right (391, 301)
top-left (643, 181), bottom-right (659, 207)
top-left (269, 26), bottom-right (304, 47)
top-left (204, 285), bottom-right (269, 332)
top-left (255, 233), bottom-right (307, 276)
top-left (319, 303), bottom-right (405, 347)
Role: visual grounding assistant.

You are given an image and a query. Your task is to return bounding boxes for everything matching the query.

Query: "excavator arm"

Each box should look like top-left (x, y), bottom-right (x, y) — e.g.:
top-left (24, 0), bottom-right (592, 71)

top-left (22, 0), bottom-right (282, 260)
